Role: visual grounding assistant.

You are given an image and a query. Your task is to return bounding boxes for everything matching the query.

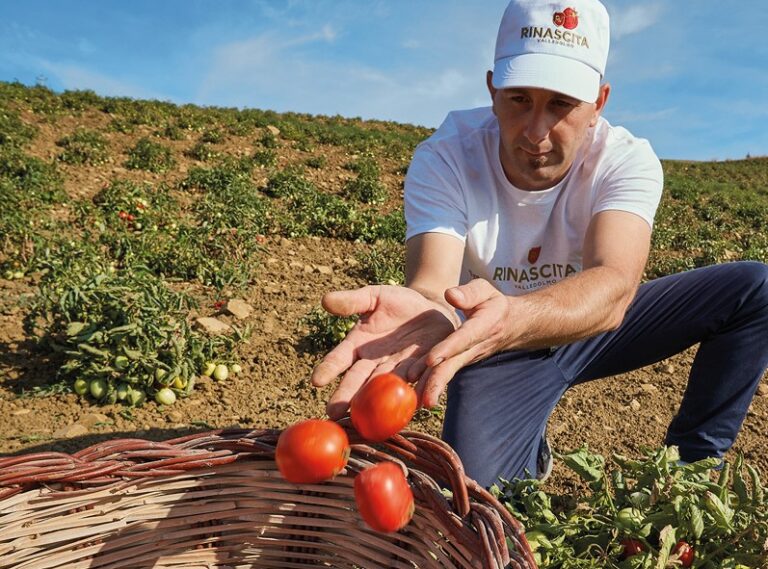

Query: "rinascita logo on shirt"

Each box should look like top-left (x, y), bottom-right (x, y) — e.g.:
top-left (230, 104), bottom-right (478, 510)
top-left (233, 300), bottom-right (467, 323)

top-left (492, 248), bottom-right (578, 283)
top-left (492, 263), bottom-right (578, 283)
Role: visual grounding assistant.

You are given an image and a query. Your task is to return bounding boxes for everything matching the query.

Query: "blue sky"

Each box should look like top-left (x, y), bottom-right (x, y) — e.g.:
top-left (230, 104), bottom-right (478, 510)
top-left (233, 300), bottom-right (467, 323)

top-left (1, 1), bottom-right (766, 161)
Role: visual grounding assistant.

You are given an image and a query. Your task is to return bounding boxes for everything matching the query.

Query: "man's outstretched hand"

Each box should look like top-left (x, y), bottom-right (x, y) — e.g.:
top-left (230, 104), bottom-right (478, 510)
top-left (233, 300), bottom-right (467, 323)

top-left (310, 285), bottom-right (456, 419)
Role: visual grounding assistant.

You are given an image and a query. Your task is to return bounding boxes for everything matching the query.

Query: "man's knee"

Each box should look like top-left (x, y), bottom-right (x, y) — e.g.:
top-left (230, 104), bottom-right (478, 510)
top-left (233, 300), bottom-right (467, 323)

top-left (731, 261), bottom-right (768, 308)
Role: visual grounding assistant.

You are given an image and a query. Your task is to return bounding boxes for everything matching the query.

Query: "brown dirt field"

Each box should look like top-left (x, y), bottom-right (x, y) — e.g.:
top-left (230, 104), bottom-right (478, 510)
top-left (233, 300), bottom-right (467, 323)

top-left (0, 104), bottom-right (766, 495)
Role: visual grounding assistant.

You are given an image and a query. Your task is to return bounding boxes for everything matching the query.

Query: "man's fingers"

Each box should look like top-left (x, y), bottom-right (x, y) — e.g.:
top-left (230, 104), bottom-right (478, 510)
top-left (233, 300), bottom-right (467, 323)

top-left (370, 359), bottom-right (398, 379)
top-left (426, 314), bottom-right (490, 368)
top-left (405, 355), bottom-right (428, 383)
top-left (418, 346), bottom-right (477, 408)
top-left (310, 338), bottom-right (357, 387)
top-left (444, 278), bottom-right (498, 310)
top-left (325, 359), bottom-right (377, 419)
top-left (321, 286), bottom-right (380, 317)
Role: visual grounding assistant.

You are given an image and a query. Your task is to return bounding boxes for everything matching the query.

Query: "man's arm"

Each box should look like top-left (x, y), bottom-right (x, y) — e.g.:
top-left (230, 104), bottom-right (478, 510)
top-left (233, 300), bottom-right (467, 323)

top-left (418, 209), bottom-right (652, 405)
top-left (505, 208), bottom-right (651, 348)
top-left (405, 232), bottom-right (466, 328)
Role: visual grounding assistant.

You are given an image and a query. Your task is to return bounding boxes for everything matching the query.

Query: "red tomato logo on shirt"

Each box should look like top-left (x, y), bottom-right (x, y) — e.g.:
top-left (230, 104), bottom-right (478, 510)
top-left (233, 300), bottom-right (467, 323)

top-left (528, 246), bottom-right (542, 264)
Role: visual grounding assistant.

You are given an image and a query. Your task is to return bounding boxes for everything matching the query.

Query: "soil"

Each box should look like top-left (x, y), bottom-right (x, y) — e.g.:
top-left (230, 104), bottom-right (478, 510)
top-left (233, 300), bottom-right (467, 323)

top-left (1, 105), bottom-right (766, 493)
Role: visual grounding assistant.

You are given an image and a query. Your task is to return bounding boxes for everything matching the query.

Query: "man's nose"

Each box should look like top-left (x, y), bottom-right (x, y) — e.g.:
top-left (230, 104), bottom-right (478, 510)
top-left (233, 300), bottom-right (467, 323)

top-left (522, 109), bottom-right (553, 145)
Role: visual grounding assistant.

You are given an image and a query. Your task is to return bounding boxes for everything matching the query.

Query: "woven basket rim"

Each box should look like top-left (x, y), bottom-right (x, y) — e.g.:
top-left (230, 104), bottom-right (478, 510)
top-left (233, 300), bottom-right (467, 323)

top-left (0, 425), bottom-right (537, 569)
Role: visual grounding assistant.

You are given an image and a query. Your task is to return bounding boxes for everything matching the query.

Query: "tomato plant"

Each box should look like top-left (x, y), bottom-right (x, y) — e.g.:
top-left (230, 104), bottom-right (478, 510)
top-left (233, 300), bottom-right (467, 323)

top-left (350, 372), bottom-right (417, 442)
top-left (354, 461), bottom-right (414, 533)
top-left (672, 540), bottom-right (694, 567)
top-left (275, 419), bottom-right (350, 484)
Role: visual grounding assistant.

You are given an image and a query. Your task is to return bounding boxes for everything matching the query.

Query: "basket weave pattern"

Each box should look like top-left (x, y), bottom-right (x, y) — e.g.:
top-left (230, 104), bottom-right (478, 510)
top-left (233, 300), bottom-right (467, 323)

top-left (0, 427), bottom-right (537, 568)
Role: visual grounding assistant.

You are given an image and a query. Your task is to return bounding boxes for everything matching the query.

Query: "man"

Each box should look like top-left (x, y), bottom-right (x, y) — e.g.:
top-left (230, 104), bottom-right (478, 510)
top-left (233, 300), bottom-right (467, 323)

top-left (311, 0), bottom-right (768, 488)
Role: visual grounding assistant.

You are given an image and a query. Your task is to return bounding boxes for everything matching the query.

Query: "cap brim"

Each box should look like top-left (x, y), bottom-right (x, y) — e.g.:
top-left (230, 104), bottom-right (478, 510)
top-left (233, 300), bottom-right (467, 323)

top-left (492, 52), bottom-right (600, 103)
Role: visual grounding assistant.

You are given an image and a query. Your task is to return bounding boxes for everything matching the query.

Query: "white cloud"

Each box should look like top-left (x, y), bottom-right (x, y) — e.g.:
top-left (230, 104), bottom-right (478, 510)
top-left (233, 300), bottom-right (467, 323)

top-left (610, 4), bottom-right (663, 40)
top-left (197, 25), bottom-right (488, 128)
top-left (36, 59), bottom-right (167, 100)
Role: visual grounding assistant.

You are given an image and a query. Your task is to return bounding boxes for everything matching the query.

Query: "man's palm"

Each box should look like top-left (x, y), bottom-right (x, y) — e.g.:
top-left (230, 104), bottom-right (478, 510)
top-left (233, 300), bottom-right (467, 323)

top-left (310, 285), bottom-right (455, 418)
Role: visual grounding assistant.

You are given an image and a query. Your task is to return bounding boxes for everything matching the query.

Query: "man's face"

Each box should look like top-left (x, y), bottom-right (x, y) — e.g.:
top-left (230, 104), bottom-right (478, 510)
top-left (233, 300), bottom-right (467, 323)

top-left (487, 73), bottom-right (609, 191)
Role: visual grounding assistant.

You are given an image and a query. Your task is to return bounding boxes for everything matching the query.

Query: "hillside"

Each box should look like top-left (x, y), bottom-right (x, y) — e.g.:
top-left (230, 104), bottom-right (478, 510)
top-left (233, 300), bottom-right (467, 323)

top-left (1, 81), bottom-right (767, 492)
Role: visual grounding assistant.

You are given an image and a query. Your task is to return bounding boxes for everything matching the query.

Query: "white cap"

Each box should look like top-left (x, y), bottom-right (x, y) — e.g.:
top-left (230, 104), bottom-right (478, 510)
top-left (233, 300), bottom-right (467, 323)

top-left (492, 0), bottom-right (610, 102)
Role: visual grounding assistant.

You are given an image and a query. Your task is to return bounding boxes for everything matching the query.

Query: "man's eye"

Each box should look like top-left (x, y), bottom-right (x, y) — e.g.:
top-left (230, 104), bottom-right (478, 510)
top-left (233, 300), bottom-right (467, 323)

top-left (553, 99), bottom-right (575, 108)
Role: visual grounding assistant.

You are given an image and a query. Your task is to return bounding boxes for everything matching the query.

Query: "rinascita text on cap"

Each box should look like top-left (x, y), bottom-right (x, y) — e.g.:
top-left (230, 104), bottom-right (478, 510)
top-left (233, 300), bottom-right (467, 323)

top-left (520, 26), bottom-right (590, 48)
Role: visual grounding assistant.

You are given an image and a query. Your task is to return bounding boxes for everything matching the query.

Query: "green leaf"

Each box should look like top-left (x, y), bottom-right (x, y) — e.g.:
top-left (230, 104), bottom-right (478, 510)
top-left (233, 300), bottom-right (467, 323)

top-left (655, 525), bottom-right (676, 569)
top-left (557, 446), bottom-right (605, 483)
top-left (704, 491), bottom-right (734, 531)
top-left (688, 503), bottom-right (705, 540)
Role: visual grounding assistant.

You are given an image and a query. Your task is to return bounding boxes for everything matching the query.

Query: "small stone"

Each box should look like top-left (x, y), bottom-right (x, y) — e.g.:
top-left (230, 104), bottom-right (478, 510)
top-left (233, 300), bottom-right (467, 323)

top-left (279, 237), bottom-right (291, 248)
top-left (629, 399), bottom-right (641, 411)
top-left (315, 265), bottom-right (333, 275)
top-left (303, 264), bottom-right (314, 273)
top-left (756, 383), bottom-right (768, 397)
top-left (54, 423), bottom-right (89, 439)
top-left (195, 317), bottom-right (232, 335)
top-left (225, 298), bottom-right (253, 320)
top-left (11, 408), bottom-right (32, 416)
top-left (266, 257), bottom-right (279, 265)
top-left (266, 125), bottom-right (280, 137)
top-left (78, 413), bottom-right (110, 428)
top-left (167, 411), bottom-right (183, 423)
top-left (664, 364), bottom-right (675, 375)
top-left (640, 383), bottom-right (658, 394)
top-left (289, 261), bottom-right (304, 270)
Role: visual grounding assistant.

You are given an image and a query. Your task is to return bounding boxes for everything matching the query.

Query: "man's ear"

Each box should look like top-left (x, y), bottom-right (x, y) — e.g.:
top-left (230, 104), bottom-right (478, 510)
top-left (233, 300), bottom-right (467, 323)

top-left (590, 83), bottom-right (611, 127)
top-left (486, 70), bottom-right (497, 113)
top-left (486, 70), bottom-right (496, 99)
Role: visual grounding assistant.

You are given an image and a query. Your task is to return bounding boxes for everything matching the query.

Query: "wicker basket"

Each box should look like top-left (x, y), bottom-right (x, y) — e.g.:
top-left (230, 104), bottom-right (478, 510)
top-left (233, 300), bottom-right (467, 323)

top-left (0, 425), bottom-right (537, 569)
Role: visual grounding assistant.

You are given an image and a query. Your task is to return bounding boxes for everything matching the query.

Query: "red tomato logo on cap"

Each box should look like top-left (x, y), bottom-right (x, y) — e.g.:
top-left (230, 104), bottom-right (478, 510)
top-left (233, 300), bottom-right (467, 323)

top-left (553, 7), bottom-right (579, 30)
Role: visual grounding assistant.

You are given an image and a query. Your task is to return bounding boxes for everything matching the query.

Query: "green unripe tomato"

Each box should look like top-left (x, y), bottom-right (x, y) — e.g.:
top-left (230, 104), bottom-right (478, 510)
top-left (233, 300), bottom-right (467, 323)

top-left (154, 368), bottom-right (168, 382)
top-left (230, 363), bottom-right (242, 374)
top-left (73, 378), bottom-right (89, 396)
top-left (202, 362), bottom-right (216, 377)
top-left (114, 355), bottom-right (130, 371)
top-left (116, 383), bottom-right (130, 401)
top-left (128, 389), bottom-right (146, 407)
top-left (213, 364), bottom-right (229, 381)
top-left (89, 378), bottom-right (108, 400)
top-left (616, 507), bottom-right (645, 530)
top-left (155, 387), bottom-right (176, 406)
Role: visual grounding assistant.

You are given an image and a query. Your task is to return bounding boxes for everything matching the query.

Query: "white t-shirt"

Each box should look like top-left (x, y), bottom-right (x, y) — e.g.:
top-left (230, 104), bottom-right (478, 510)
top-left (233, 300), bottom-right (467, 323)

top-left (404, 107), bottom-right (664, 296)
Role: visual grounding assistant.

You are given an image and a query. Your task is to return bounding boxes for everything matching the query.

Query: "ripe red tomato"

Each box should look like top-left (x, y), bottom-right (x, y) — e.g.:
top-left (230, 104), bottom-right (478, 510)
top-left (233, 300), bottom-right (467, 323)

top-left (354, 461), bottom-right (415, 533)
top-left (350, 372), bottom-right (417, 442)
top-left (673, 541), bottom-right (694, 567)
top-left (620, 538), bottom-right (645, 559)
top-left (275, 419), bottom-right (350, 484)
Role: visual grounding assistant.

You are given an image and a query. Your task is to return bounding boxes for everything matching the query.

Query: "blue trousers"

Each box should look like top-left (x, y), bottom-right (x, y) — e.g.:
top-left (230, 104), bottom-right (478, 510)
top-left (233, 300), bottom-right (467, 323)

top-left (442, 261), bottom-right (768, 488)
